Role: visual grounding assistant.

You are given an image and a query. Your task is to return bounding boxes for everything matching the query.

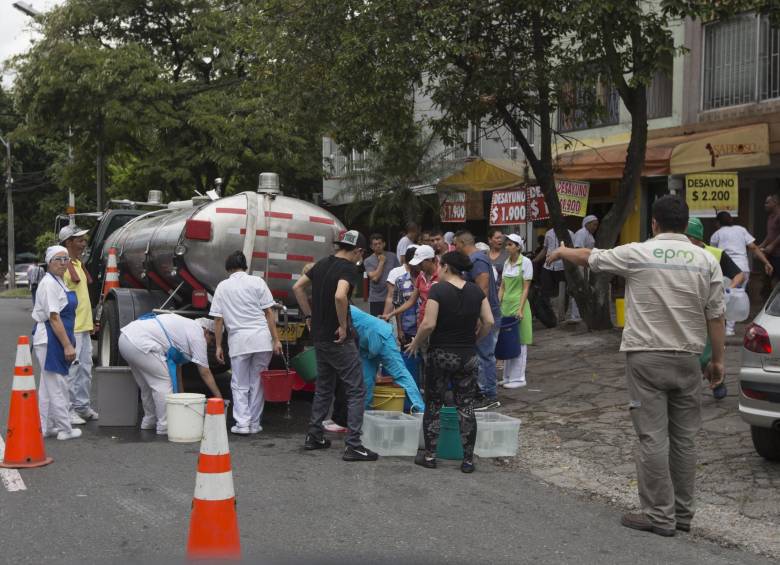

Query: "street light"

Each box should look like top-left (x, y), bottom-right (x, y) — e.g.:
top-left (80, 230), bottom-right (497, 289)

top-left (0, 134), bottom-right (15, 290)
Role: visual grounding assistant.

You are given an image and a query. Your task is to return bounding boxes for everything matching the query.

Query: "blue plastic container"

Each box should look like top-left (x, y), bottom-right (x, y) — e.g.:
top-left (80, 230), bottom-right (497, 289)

top-left (495, 316), bottom-right (521, 360)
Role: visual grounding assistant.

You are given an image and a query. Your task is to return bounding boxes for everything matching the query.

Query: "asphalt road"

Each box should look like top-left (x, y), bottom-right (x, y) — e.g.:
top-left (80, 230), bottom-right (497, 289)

top-left (0, 298), bottom-right (774, 564)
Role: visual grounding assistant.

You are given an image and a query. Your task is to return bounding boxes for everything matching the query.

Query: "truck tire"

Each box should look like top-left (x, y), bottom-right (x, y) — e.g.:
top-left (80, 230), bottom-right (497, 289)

top-left (98, 299), bottom-right (125, 367)
top-left (751, 425), bottom-right (780, 461)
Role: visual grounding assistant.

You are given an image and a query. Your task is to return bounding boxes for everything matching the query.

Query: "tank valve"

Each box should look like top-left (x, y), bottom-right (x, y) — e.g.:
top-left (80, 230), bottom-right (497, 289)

top-left (257, 172), bottom-right (281, 194)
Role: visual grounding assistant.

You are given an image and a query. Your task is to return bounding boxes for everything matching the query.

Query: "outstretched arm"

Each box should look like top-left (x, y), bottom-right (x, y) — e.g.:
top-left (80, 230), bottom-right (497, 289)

top-left (546, 244), bottom-right (592, 267)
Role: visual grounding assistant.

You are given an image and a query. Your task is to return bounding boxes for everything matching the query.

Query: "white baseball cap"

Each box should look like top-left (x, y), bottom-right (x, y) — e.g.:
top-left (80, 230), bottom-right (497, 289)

top-left (58, 224), bottom-right (89, 243)
top-left (408, 245), bottom-right (435, 266)
top-left (506, 234), bottom-right (525, 249)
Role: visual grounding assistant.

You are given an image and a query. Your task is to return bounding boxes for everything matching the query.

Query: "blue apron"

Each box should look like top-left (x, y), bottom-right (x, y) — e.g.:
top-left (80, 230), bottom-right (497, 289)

top-left (44, 274), bottom-right (77, 375)
top-left (138, 313), bottom-right (190, 392)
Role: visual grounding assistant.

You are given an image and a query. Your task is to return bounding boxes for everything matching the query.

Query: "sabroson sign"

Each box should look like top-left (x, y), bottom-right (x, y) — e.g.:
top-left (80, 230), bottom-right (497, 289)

top-left (705, 142), bottom-right (762, 168)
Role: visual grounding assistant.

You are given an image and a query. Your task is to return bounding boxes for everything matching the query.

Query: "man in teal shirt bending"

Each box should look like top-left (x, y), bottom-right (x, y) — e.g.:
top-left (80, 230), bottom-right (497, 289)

top-left (350, 306), bottom-right (424, 412)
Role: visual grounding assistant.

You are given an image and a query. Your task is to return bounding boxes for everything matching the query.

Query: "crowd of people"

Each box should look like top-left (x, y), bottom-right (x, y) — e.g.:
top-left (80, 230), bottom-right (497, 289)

top-left (27, 193), bottom-right (779, 535)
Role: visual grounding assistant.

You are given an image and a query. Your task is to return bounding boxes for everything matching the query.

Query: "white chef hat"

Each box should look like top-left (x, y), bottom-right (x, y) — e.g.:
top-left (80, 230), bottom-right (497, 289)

top-left (196, 317), bottom-right (215, 333)
top-left (45, 245), bottom-right (69, 264)
top-left (582, 214), bottom-right (598, 228)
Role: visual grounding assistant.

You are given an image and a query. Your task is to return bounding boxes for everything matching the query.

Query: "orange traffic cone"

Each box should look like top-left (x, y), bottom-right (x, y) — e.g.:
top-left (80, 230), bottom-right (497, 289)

top-left (101, 247), bottom-right (120, 299)
top-left (186, 398), bottom-right (240, 560)
top-left (0, 336), bottom-right (53, 469)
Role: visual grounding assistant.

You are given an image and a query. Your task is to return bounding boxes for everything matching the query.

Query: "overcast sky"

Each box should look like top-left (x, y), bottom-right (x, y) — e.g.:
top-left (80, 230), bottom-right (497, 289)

top-left (1, 0), bottom-right (63, 87)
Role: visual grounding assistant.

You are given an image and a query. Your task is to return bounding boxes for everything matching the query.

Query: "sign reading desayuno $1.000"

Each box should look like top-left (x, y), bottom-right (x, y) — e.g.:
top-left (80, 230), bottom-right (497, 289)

top-left (685, 172), bottom-right (738, 218)
top-left (439, 191), bottom-right (467, 223)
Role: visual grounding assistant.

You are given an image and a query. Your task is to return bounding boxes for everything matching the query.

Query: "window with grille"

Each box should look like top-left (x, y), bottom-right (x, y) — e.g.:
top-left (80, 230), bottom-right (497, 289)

top-left (702, 13), bottom-right (780, 110)
top-left (647, 53), bottom-right (673, 119)
top-left (557, 82), bottom-right (620, 132)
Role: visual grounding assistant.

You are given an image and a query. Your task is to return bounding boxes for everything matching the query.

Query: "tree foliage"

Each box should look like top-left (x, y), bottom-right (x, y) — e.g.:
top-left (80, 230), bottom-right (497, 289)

top-left (11, 0), bottom-right (324, 207)
top-left (258, 0), bottom-right (748, 329)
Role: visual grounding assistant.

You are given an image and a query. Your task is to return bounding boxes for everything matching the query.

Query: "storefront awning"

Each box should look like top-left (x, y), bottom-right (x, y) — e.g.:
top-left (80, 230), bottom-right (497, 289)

top-left (437, 158), bottom-right (532, 192)
top-left (554, 123), bottom-right (770, 180)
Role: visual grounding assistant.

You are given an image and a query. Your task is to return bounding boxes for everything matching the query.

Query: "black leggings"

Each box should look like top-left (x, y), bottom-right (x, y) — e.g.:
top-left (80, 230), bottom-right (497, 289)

top-left (423, 347), bottom-right (478, 459)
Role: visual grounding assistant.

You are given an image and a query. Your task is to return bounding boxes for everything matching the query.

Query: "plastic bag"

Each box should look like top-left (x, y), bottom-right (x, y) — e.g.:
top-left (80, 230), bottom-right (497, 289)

top-left (724, 287), bottom-right (749, 322)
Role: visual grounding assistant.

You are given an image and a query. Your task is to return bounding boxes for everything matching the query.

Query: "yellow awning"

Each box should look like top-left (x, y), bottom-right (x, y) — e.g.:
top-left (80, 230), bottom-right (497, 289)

top-left (554, 123), bottom-right (771, 179)
top-left (437, 158), bottom-right (532, 192)
top-left (670, 123), bottom-right (770, 174)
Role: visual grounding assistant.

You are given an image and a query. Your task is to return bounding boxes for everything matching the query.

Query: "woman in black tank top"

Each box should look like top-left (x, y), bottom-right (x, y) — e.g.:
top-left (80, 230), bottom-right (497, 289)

top-left (406, 252), bottom-right (495, 473)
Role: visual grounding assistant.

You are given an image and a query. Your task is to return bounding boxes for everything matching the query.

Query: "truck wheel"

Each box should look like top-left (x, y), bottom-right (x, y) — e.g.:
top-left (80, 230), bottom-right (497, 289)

top-left (751, 425), bottom-right (780, 461)
top-left (98, 299), bottom-right (124, 367)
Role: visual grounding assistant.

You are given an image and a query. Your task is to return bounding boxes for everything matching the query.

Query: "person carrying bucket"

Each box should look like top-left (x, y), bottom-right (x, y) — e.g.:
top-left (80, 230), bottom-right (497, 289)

top-left (211, 251), bottom-right (283, 435)
top-left (406, 252), bottom-right (495, 473)
top-left (497, 234), bottom-right (533, 389)
top-left (685, 217), bottom-right (743, 401)
top-left (293, 230), bottom-right (379, 462)
top-left (349, 305), bottom-right (424, 413)
top-left (118, 314), bottom-right (222, 435)
top-left (32, 246), bottom-right (81, 440)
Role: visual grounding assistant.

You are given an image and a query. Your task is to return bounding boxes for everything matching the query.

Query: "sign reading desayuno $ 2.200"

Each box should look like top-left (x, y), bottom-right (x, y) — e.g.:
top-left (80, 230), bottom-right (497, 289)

top-left (685, 172), bottom-right (738, 218)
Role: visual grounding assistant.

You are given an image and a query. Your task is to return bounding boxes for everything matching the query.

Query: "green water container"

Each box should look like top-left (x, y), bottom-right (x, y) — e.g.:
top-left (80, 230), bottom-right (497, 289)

top-left (290, 347), bottom-right (318, 382)
top-left (436, 407), bottom-right (464, 460)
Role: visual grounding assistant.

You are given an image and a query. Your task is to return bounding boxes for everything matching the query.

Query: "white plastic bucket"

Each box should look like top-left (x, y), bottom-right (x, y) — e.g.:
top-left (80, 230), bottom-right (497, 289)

top-left (165, 393), bottom-right (206, 443)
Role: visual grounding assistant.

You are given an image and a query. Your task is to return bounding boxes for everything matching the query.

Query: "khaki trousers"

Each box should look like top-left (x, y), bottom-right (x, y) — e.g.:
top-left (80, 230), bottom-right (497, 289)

top-left (625, 351), bottom-right (702, 529)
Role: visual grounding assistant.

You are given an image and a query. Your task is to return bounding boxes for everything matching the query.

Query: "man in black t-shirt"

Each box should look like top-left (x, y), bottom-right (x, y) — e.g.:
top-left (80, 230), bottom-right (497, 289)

top-left (293, 230), bottom-right (379, 462)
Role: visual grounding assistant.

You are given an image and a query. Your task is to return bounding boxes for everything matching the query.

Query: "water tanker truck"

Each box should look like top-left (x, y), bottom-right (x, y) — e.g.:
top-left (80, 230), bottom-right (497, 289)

top-left (62, 173), bottom-right (345, 367)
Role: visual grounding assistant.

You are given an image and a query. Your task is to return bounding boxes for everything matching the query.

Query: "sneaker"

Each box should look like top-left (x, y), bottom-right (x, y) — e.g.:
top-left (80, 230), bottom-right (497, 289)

top-left (57, 428), bottom-right (83, 441)
top-left (43, 428), bottom-right (59, 438)
top-left (620, 513), bottom-right (675, 537)
top-left (474, 397), bottom-right (500, 411)
top-left (77, 408), bottom-right (99, 421)
top-left (503, 381), bottom-right (526, 389)
top-left (323, 419), bottom-right (347, 433)
top-left (414, 450), bottom-right (437, 469)
top-left (155, 427), bottom-right (167, 436)
top-left (249, 423), bottom-right (263, 434)
top-left (304, 434), bottom-right (331, 450)
top-left (140, 419), bottom-right (157, 430)
top-left (461, 459), bottom-right (476, 473)
top-left (725, 329), bottom-right (736, 337)
top-left (343, 445), bottom-right (379, 462)
top-left (69, 412), bottom-right (86, 425)
top-left (231, 425), bottom-right (250, 435)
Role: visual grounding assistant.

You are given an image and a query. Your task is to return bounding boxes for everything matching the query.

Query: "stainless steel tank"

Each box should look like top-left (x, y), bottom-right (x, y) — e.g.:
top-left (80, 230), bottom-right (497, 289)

top-left (105, 191), bottom-right (345, 306)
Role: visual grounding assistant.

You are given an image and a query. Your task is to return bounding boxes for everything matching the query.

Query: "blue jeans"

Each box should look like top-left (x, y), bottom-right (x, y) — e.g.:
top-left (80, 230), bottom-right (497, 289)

top-left (476, 326), bottom-right (499, 399)
top-left (361, 336), bottom-right (425, 412)
top-left (68, 331), bottom-right (94, 413)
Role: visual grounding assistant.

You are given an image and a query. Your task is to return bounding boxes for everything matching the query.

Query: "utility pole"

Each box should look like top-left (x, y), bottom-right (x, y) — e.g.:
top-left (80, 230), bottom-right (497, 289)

top-left (0, 134), bottom-right (15, 290)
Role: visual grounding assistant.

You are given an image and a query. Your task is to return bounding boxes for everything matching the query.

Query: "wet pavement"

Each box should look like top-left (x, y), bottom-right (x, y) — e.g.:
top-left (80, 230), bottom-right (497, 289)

top-left (498, 322), bottom-right (780, 559)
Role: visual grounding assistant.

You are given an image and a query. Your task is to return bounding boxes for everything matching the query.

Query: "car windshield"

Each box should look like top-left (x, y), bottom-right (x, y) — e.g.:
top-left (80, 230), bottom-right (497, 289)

top-left (765, 285), bottom-right (780, 316)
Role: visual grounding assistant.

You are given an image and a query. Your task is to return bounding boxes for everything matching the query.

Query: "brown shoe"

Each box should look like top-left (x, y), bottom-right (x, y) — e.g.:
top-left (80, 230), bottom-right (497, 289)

top-left (621, 513), bottom-right (676, 537)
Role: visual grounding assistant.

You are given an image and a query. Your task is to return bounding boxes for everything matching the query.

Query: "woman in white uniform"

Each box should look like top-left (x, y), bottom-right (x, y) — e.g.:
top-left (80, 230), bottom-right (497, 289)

top-left (118, 314), bottom-right (222, 435)
top-left (211, 251), bottom-right (282, 435)
top-left (32, 246), bottom-right (82, 440)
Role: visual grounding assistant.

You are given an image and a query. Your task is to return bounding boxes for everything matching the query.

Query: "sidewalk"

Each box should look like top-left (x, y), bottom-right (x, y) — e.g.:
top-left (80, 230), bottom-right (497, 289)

top-left (498, 322), bottom-right (780, 560)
